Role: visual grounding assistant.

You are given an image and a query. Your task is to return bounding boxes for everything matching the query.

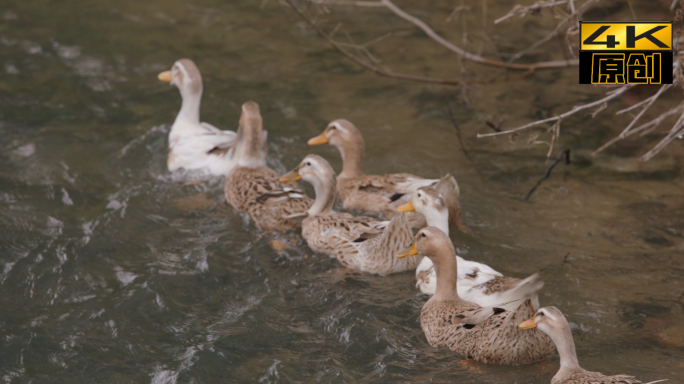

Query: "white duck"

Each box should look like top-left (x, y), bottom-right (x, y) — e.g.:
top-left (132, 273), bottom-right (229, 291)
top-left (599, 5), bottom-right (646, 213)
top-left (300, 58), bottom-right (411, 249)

top-left (398, 187), bottom-right (542, 310)
top-left (158, 59), bottom-right (265, 176)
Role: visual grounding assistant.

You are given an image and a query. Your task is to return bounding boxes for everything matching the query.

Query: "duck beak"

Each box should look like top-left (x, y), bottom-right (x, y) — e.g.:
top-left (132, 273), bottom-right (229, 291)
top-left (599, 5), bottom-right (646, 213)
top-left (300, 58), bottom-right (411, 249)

top-left (158, 70), bottom-right (173, 82)
top-left (279, 169), bottom-right (301, 183)
top-left (397, 200), bottom-right (415, 212)
top-left (397, 243), bottom-right (418, 258)
top-left (519, 318), bottom-right (537, 329)
top-left (307, 129), bottom-right (329, 145)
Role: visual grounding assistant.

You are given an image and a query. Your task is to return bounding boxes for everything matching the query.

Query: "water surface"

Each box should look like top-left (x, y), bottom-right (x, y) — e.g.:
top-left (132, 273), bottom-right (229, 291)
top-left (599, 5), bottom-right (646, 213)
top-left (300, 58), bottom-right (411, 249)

top-left (0, 0), bottom-right (683, 383)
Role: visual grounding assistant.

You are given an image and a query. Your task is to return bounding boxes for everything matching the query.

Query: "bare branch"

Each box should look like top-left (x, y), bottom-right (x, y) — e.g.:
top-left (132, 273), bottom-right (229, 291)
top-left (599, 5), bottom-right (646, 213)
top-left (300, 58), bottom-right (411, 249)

top-left (591, 104), bottom-right (684, 156)
top-left (617, 84), bottom-right (673, 138)
top-left (380, 0), bottom-right (578, 71)
top-left (642, 110), bottom-right (684, 161)
top-left (282, 0), bottom-right (470, 86)
top-left (494, 1), bottom-right (568, 24)
top-left (504, 0), bottom-right (600, 67)
top-left (591, 62), bottom-right (680, 156)
top-left (477, 85), bottom-right (635, 138)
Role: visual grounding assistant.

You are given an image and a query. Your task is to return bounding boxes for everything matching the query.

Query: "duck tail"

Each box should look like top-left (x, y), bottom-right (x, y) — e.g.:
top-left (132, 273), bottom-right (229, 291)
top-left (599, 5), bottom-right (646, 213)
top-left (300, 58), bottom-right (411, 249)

top-left (492, 274), bottom-right (544, 312)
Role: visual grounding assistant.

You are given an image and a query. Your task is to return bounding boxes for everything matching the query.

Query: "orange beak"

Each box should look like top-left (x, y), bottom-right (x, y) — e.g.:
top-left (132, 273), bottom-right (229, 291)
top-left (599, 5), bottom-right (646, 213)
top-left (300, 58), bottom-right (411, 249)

top-left (397, 200), bottom-right (415, 212)
top-left (397, 243), bottom-right (418, 258)
top-left (307, 129), bottom-right (329, 145)
top-left (519, 318), bottom-right (537, 329)
top-left (279, 169), bottom-right (301, 183)
top-left (157, 70), bottom-right (173, 82)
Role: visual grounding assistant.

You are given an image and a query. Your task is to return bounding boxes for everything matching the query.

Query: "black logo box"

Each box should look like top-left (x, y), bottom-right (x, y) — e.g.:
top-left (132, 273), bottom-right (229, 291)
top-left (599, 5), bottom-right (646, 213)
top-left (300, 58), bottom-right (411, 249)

top-left (579, 51), bottom-right (673, 84)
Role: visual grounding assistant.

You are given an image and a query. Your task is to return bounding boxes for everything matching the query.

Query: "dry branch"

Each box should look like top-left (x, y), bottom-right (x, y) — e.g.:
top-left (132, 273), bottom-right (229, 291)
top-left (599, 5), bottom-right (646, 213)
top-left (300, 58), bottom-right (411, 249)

top-left (476, 84), bottom-right (635, 138)
top-left (495, 0), bottom-right (568, 24)
top-left (283, 0), bottom-right (469, 86)
top-left (503, 0), bottom-right (600, 68)
top-left (525, 148), bottom-right (571, 201)
top-left (380, 0), bottom-right (578, 71)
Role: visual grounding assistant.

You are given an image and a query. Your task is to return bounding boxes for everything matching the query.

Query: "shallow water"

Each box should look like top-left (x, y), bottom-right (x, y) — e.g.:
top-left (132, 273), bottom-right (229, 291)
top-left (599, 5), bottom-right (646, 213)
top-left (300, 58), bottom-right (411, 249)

top-left (0, 0), bottom-right (683, 383)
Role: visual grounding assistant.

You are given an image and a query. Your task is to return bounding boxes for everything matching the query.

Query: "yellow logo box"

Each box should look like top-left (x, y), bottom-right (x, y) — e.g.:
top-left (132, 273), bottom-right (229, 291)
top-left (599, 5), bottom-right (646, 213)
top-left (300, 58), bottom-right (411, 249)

top-left (580, 22), bottom-right (672, 51)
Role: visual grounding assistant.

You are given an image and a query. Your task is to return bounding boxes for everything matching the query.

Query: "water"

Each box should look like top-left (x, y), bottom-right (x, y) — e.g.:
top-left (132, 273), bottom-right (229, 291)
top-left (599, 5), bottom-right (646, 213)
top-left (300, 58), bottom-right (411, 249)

top-left (0, 0), bottom-right (683, 382)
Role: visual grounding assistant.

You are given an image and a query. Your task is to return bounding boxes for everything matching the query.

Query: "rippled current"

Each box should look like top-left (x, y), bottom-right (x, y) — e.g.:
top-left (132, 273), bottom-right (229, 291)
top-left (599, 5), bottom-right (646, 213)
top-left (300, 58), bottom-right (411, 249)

top-left (0, 0), bottom-right (683, 383)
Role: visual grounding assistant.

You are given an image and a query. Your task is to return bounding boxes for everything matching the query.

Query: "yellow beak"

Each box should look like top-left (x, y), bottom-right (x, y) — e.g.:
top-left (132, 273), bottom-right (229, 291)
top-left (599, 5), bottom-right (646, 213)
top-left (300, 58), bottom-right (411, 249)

top-left (397, 243), bottom-right (418, 258)
top-left (279, 169), bottom-right (301, 183)
top-left (158, 70), bottom-right (173, 82)
top-left (397, 200), bottom-right (415, 212)
top-left (519, 318), bottom-right (537, 329)
top-left (307, 130), bottom-right (329, 146)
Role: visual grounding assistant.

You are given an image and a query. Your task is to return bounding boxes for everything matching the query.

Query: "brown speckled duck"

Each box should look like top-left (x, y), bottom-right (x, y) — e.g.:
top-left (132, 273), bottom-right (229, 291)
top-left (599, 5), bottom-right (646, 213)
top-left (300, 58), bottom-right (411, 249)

top-left (280, 154), bottom-right (418, 275)
top-left (398, 226), bottom-right (553, 365)
top-left (520, 307), bottom-right (667, 384)
top-left (224, 102), bottom-right (312, 231)
top-left (308, 119), bottom-right (465, 230)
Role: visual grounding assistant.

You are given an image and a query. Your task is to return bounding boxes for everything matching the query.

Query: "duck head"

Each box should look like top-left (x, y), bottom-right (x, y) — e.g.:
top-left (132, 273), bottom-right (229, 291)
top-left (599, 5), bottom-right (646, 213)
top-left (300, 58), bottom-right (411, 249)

top-left (280, 154), bottom-right (336, 216)
top-left (520, 306), bottom-right (580, 370)
top-left (398, 226), bottom-right (460, 300)
top-left (158, 59), bottom-right (203, 99)
top-left (398, 187), bottom-right (450, 235)
top-left (308, 119), bottom-right (365, 178)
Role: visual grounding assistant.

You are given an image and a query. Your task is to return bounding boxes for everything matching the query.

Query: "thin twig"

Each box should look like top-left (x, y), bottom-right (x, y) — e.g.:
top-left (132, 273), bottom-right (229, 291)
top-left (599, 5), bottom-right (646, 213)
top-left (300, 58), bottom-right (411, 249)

top-left (477, 85), bottom-right (635, 138)
top-left (626, 0), bottom-right (637, 20)
top-left (525, 149), bottom-right (571, 201)
top-left (591, 62), bottom-right (680, 156)
top-left (617, 84), bottom-right (673, 138)
top-left (447, 102), bottom-right (471, 161)
top-left (504, 0), bottom-right (600, 68)
top-left (283, 0), bottom-right (469, 86)
top-left (495, 0), bottom-right (568, 24)
top-left (380, 0), bottom-right (578, 71)
top-left (592, 104), bottom-right (684, 156)
top-left (642, 110), bottom-right (684, 161)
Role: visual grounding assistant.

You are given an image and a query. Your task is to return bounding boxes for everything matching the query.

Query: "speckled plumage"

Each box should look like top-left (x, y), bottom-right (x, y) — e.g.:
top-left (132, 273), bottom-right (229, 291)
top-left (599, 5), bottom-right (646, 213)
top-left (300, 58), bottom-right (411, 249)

top-left (286, 155), bottom-right (418, 275)
top-left (223, 102), bottom-right (312, 231)
top-left (421, 297), bottom-right (553, 364)
top-left (410, 227), bottom-right (554, 365)
top-left (224, 166), bottom-right (312, 231)
top-left (303, 211), bottom-right (417, 275)
top-left (308, 119), bottom-right (465, 229)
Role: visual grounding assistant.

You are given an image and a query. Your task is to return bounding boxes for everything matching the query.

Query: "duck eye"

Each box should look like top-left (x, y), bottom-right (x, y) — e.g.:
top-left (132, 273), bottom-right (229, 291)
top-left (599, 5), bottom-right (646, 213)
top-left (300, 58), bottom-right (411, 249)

top-left (329, 126), bottom-right (336, 130)
top-left (306, 162), bottom-right (311, 166)
top-left (539, 312), bottom-right (545, 317)
top-left (421, 233), bottom-right (426, 238)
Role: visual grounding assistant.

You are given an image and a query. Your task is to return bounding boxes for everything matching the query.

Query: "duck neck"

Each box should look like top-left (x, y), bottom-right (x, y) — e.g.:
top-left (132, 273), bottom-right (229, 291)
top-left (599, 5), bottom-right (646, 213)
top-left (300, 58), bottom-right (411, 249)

top-left (234, 120), bottom-right (266, 169)
top-left (307, 175), bottom-right (336, 216)
top-left (550, 324), bottom-right (581, 372)
top-left (432, 253), bottom-right (460, 301)
top-left (423, 209), bottom-right (450, 236)
top-left (337, 141), bottom-right (364, 179)
top-left (173, 91), bottom-right (201, 128)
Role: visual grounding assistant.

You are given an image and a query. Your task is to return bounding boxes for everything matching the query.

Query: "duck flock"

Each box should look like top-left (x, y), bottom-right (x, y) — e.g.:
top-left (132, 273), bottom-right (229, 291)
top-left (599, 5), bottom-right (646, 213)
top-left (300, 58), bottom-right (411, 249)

top-left (157, 59), bottom-right (666, 384)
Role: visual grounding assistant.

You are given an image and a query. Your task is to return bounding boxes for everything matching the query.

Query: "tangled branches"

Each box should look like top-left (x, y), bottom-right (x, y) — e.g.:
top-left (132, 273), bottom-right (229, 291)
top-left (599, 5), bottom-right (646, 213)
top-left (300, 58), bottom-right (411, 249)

top-left (284, 0), bottom-right (683, 160)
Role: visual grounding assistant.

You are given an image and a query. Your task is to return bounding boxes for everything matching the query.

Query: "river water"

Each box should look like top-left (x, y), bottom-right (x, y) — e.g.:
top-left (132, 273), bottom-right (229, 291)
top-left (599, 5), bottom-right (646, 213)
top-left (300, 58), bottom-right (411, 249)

top-left (0, 0), bottom-right (682, 383)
